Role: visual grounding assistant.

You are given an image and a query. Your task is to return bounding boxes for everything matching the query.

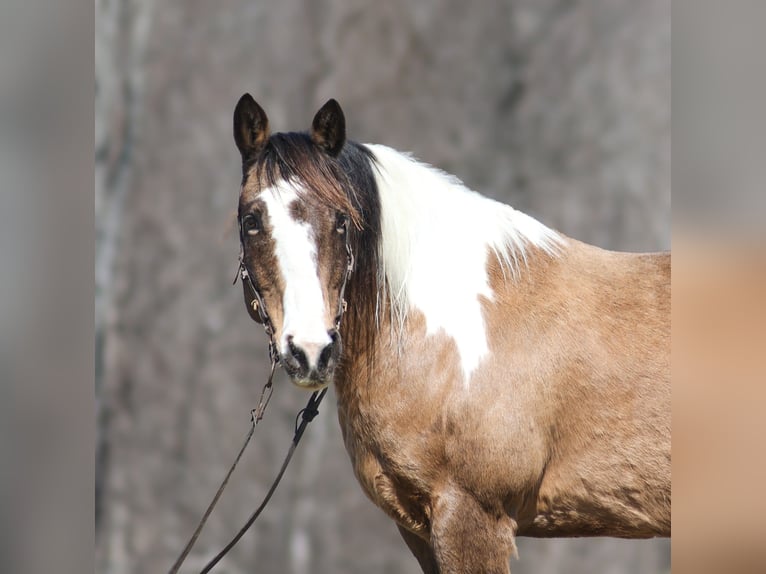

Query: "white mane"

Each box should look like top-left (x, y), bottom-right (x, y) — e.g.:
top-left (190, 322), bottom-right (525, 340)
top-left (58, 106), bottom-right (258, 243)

top-left (366, 144), bottom-right (564, 386)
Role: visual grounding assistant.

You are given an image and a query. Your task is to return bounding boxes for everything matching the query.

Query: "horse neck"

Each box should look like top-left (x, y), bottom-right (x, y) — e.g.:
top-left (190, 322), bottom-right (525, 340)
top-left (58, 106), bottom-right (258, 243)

top-left (366, 143), bottom-right (560, 310)
top-left (336, 143), bottom-right (563, 391)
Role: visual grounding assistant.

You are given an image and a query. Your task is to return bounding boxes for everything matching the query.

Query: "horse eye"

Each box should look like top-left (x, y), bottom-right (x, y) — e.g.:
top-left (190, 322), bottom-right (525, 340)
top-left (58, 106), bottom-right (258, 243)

top-left (242, 213), bottom-right (261, 236)
top-left (336, 213), bottom-right (349, 234)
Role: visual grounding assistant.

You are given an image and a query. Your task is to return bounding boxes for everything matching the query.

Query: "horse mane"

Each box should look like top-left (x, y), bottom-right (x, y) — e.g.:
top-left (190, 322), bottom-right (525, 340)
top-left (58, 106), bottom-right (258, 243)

top-left (362, 144), bottom-right (564, 360)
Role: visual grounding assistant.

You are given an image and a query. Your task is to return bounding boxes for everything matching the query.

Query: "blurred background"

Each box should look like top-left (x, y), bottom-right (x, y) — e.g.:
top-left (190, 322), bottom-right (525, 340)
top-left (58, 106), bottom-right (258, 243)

top-left (95, 1), bottom-right (670, 572)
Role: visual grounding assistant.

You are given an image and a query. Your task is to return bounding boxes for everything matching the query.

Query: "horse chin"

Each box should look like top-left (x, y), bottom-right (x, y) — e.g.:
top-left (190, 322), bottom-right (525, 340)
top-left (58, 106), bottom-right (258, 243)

top-left (290, 376), bottom-right (332, 391)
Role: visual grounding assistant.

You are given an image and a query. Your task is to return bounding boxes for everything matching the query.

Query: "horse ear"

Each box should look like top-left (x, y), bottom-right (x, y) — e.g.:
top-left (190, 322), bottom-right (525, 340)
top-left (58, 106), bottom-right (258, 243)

top-left (233, 93), bottom-right (270, 162)
top-left (310, 99), bottom-right (346, 156)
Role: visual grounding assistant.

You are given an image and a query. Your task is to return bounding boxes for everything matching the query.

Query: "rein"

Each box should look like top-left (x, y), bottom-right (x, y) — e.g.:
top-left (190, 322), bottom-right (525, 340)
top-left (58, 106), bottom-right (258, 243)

top-left (168, 216), bottom-right (354, 574)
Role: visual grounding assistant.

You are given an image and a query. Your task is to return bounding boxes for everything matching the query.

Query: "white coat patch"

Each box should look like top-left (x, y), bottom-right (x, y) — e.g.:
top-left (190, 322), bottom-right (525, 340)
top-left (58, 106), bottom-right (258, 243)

top-left (367, 144), bottom-right (564, 387)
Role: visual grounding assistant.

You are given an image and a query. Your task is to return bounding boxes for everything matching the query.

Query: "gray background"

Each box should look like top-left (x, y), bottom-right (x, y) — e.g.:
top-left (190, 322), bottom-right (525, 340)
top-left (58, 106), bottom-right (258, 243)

top-left (95, 0), bottom-right (670, 572)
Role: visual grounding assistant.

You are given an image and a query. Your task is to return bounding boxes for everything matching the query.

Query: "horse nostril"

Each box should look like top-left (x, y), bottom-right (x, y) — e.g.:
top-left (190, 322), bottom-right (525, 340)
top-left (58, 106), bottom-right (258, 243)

top-left (317, 330), bottom-right (341, 373)
top-left (317, 341), bottom-right (335, 373)
top-left (285, 335), bottom-right (308, 371)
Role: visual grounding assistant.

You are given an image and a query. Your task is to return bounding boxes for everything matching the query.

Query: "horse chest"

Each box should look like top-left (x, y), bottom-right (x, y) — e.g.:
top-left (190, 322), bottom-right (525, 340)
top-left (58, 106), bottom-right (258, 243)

top-left (337, 398), bottom-right (437, 535)
top-left (353, 444), bottom-right (434, 536)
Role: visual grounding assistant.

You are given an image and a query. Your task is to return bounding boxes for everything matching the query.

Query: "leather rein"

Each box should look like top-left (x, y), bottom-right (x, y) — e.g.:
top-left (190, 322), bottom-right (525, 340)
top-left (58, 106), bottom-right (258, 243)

top-left (169, 215), bottom-right (354, 574)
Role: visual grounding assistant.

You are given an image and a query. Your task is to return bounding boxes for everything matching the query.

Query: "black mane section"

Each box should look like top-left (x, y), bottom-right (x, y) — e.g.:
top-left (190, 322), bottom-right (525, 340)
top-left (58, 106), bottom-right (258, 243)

top-left (335, 142), bottom-right (381, 369)
top-left (337, 140), bottom-right (381, 261)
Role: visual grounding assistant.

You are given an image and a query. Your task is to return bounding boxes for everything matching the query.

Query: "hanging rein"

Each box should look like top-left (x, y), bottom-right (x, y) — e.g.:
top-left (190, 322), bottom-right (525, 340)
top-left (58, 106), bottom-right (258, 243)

top-left (168, 215), bottom-right (354, 574)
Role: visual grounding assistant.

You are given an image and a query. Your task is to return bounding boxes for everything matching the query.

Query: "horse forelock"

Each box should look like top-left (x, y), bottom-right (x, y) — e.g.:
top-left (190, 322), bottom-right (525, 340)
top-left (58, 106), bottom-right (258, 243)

top-left (241, 132), bottom-right (364, 230)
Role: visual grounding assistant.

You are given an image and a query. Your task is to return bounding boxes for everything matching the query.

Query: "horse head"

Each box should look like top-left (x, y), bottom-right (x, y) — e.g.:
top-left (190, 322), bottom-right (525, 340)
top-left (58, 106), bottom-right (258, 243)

top-left (233, 95), bottom-right (358, 389)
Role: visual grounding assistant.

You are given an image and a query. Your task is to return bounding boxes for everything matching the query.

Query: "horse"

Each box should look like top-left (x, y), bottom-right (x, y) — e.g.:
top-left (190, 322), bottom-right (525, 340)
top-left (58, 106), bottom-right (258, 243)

top-left (231, 94), bottom-right (671, 573)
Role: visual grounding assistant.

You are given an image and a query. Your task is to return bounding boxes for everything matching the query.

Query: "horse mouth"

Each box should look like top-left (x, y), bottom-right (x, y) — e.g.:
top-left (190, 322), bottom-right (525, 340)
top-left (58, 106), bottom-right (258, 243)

top-left (281, 359), bottom-right (335, 390)
top-left (287, 371), bottom-right (333, 390)
top-left (292, 378), bottom-right (331, 390)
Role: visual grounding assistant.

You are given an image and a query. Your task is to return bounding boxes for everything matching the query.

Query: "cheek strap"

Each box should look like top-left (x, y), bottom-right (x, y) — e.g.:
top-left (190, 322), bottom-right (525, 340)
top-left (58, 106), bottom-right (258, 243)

top-left (233, 246), bottom-right (279, 365)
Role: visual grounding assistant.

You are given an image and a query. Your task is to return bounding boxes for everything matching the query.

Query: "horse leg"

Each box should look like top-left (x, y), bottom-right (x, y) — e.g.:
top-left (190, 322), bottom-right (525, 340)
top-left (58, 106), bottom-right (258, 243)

top-left (430, 486), bottom-right (517, 574)
top-left (397, 524), bottom-right (439, 574)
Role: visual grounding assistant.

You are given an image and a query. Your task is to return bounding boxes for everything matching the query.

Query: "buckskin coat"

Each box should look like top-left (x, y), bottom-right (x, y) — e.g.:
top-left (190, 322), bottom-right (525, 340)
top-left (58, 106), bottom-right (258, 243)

top-left (233, 95), bottom-right (670, 573)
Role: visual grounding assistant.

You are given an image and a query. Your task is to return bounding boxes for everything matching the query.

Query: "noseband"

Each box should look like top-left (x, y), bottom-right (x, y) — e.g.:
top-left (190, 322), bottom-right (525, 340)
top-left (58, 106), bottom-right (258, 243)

top-left (234, 213), bottom-right (355, 366)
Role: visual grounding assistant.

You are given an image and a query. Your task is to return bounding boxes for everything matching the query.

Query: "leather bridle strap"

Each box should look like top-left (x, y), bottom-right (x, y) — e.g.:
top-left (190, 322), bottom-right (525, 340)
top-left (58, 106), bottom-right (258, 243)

top-left (197, 387), bottom-right (328, 574)
top-left (167, 357), bottom-right (278, 574)
top-left (238, 218), bottom-right (353, 336)
top-left (235, 246), bottom-right (280, 365)
top-left (335, 225), bottom-right (355, 330)
top-left (169, 217), bottom-right (354, 574)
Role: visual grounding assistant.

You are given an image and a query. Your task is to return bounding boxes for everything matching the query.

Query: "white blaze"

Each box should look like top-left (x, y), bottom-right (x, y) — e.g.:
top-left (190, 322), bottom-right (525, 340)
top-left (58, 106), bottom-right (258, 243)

top-left (261, 182), bottom-right (331, 365)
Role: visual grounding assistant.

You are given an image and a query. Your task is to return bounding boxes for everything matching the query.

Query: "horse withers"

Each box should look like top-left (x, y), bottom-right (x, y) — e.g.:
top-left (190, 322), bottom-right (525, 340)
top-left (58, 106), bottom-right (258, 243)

top-left (231, 94), bottom-right (670, 573)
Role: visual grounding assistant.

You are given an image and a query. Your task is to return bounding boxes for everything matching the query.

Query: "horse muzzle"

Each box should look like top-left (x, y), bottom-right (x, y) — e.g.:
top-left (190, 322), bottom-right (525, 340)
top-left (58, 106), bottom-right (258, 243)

top-left (281, 329), bottom-right (341, 389)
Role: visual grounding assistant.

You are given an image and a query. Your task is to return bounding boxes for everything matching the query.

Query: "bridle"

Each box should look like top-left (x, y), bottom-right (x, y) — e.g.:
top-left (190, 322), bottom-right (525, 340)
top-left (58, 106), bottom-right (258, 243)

top-left (236, 209), bottom-right (355, 354)
top-left (169, 210), bottom-right (355, 574)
